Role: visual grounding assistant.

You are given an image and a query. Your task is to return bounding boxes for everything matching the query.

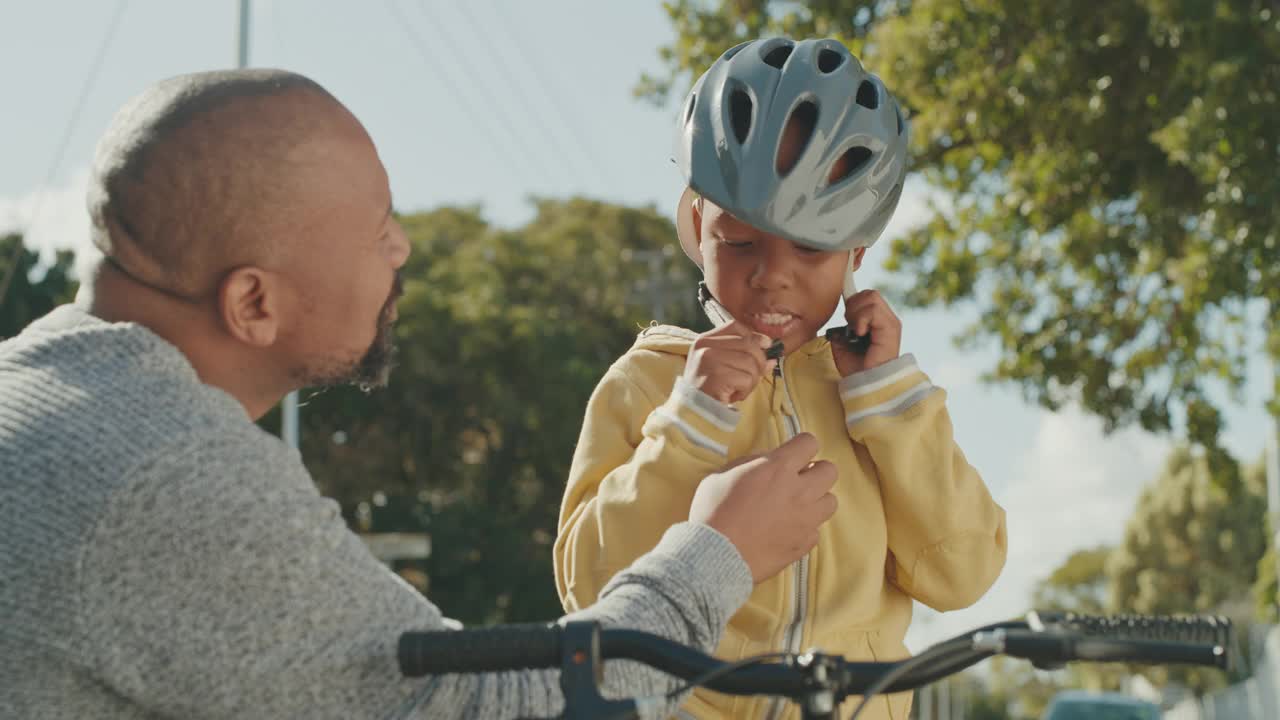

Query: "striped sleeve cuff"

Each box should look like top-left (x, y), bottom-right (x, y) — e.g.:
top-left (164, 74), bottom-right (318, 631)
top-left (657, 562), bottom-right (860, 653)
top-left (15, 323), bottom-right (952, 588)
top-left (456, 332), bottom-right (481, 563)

top-left (645, 377), bottom-right (741, 458)
top-left (839, 354), bottom-right (937, 427)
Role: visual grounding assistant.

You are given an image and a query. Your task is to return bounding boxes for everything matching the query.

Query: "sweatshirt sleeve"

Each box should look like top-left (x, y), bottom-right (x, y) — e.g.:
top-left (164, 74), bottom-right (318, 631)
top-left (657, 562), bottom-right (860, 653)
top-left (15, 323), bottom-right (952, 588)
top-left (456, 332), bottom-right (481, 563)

top-left (555, 363), bottom-right (744, 614)
top-left (839, 354), bottom-right (1008, 611)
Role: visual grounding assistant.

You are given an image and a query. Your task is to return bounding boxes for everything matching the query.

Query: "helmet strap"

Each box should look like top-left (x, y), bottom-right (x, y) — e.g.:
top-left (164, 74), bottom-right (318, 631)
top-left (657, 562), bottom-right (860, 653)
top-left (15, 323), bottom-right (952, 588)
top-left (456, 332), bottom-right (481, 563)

top-left (843, 252), bottom-right (859, 298)
top-left (696, 282), bottom-right (734, 327)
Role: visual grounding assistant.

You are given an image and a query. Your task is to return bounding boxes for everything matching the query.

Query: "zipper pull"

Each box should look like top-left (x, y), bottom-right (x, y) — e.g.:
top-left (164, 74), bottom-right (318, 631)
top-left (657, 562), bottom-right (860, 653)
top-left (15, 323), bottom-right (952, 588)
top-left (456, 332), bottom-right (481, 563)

top-left (766, 339), bottom-right (784, 380)
top-left (766, 340), bottom-right (783, 409)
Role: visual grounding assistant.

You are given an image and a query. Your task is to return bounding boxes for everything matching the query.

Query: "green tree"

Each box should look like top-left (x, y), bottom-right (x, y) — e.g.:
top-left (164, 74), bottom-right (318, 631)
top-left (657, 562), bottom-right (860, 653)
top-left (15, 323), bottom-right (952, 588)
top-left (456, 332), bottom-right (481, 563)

top-left (955, 671), bottom-right (1017, 720)
top-left (295, 199), bottom-right (704, 624)
top-left (0, 233), bottom-right (78, 339)
top-left (1032, 546), bottom-right (1113, 615)
top-left (1256, 524), bottom-right (1278, 623)
top-left (1031, 547), bottom-right (1135, 699)
top-left (985, 656), bottom-right (1062, 719)
top-left (963, 690), bottom-right (1014, 720)
top-left (1107, 446), bottom-right (1268, 692)
top-left (641, 0), bottom-right (1280, 455)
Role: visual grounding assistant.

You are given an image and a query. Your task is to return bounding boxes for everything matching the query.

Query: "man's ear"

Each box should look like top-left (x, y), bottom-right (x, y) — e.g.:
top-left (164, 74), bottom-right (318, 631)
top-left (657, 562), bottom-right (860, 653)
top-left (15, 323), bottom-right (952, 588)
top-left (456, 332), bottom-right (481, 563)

top-left (217, 266), bottom-right (281, 347)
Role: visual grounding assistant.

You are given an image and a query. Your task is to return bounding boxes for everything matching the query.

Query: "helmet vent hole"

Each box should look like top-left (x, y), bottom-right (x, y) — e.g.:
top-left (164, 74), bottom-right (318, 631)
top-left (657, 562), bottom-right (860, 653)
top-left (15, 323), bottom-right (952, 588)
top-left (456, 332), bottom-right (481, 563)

top-left (817, 48), bottom-right (844, 73)
top-left (729, 89), bottom-right (754, 144)
top-left (685, 94), bottom-right (696, 124)
top-left (775, 100), bottom-right (819, 176)
top-left (830, 146), bottom-right (873, 185)
top-left (761, 43), bottom-right (794, 69)
top-left (722, 41), bottom-right (750, 62)
top-left (856, 80), bottom-right (879, 109)
top-left (895, 104), bottom-right (904, 135)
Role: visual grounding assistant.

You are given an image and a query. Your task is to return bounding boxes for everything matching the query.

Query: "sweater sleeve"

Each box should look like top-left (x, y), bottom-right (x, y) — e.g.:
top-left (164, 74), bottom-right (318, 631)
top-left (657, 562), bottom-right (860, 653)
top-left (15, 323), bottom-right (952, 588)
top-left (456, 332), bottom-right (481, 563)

top-left (80, 436), bottom-right (751, 720)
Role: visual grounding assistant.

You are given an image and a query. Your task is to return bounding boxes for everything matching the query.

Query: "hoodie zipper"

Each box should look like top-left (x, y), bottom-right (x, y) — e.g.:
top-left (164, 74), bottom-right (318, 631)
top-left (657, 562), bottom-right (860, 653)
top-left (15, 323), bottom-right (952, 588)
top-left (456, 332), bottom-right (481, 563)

top-left (765, 355), bottom-right (809, 720)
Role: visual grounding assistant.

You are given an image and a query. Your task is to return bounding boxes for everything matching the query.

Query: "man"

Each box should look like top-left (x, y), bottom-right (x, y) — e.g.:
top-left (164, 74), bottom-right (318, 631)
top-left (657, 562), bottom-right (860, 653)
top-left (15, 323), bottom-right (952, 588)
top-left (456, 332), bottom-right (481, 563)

top-left (0, 69), bottom-right (839, 719)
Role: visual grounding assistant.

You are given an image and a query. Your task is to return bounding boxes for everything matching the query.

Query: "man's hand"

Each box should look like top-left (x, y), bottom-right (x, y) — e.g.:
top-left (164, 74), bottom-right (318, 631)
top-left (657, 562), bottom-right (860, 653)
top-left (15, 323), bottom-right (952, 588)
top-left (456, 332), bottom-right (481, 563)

top-left (832, 289), bottom-right (902, 376)
top-left (689, 433), bottom-right (838, 583)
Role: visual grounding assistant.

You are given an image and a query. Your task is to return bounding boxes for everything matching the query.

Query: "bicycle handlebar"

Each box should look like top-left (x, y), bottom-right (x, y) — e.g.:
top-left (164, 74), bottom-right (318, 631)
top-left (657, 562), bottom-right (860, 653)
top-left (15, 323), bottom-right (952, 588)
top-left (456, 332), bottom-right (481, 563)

top-left (398, 623), bottom-right (813, 694)
top-left (398, 611), bottom-right (1232, 720)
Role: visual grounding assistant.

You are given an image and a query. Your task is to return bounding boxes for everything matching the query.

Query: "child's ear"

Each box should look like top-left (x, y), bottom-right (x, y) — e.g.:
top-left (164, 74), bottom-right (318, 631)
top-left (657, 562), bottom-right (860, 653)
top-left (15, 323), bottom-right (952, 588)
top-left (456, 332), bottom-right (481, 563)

top-left (691, 194), bottom-right (711, 262)
top-left (851, 247), bottom-right (867, 271)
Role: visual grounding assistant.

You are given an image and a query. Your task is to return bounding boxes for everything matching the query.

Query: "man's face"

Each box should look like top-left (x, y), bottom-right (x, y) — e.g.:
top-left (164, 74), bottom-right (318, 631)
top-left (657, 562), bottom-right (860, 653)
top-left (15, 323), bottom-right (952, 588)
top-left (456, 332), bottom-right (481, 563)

top-left (306, 268), bottom-right (404, 391)
top-left (340, 269), bottom-right (404, 390)
top-left (274, 113), bottom-right (411, 391)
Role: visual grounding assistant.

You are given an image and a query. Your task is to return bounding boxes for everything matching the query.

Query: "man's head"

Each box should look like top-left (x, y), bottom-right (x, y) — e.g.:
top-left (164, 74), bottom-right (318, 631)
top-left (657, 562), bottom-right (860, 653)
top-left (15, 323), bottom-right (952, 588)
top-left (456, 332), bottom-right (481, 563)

top-left (86, 68), bottom-right (410, 415)
top-left (684, 108), bottom-right (867, 353)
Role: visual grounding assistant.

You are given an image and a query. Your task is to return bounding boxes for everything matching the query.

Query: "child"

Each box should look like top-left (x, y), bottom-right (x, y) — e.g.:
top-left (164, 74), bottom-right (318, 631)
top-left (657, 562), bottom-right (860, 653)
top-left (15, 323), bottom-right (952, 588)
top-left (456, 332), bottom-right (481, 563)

top-left (554, 38), bottom-right (1007, 720)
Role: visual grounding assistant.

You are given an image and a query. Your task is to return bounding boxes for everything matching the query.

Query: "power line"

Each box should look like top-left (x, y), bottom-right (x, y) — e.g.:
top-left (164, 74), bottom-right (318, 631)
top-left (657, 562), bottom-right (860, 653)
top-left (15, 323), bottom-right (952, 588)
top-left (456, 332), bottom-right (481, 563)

top-left (385, 0), bottom-right (547, 190)
top-left (0, 0), bottom-right (129, 309)
top-left (411, 1), bottom-right (559, 189)
top-left (480, 0), bottom-right (622, 191)
top-left (450, 2), bottom-right (608, 190)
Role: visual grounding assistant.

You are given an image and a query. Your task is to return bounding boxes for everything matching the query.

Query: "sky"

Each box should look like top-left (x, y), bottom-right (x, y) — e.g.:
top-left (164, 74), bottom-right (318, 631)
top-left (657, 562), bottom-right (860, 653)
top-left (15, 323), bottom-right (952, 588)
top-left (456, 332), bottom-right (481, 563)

top-left (1, 0), bottom-right (1275, 652)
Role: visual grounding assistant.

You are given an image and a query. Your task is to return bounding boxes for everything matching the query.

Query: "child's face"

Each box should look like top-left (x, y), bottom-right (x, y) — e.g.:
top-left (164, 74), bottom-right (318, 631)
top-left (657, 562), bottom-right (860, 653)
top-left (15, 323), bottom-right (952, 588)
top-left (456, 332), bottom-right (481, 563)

top-left (695, 198), bottom-right (865, 353)
top-left (687, 97), bottom-right (869, 353)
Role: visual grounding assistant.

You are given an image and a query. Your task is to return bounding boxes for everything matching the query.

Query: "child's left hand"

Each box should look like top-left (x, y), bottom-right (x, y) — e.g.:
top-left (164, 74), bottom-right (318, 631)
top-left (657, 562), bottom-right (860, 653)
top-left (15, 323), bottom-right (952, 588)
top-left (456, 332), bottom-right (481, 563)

top-left (832, 289), bottom-right (902, 376)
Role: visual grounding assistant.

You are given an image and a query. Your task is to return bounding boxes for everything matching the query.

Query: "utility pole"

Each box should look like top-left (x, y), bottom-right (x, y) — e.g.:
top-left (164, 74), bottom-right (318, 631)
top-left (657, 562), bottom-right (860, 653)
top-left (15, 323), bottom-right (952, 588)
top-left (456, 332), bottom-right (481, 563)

top-left (626, 246), bottom-right (677, 323)
top-left (235, 0), bottom-right (299, 449)
top-left (1268, 356), bottom-right (1280, 600)
top-left (236, 0), bottom-right (250, 68)
top-left (918, 685), bottom-right (933, 719)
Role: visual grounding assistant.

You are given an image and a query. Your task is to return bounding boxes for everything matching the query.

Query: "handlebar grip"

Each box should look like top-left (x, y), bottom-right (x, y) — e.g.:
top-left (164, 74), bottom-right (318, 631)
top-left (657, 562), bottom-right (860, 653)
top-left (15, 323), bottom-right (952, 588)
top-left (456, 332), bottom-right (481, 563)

top-left (1040, 612), bottom-right (1232, 647)
top-left (398, 623), bottom-right (561, 677)
top-left (980, 630), bottom-right (1228, 670)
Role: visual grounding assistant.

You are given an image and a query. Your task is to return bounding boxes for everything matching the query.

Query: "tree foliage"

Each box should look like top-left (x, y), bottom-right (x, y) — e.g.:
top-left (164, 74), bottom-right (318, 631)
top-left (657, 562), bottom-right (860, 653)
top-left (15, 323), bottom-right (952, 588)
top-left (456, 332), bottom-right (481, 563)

top-left (1107, 446), bottom-right (1268, 691)
top-left (1033, 546), bottom-right (1113, 615)
top-left (641, 0), bottom-right (1280, 452)
top-left (0, 234), bottom-right (78, 339)
top-left (294, 199), bottom-right (704, 623)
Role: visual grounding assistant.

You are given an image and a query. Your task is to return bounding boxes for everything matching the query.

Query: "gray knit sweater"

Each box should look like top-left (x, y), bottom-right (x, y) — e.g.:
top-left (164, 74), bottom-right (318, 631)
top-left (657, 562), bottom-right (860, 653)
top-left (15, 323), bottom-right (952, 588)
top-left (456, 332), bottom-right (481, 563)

top-left (0, 305), bottom-right (753, 720)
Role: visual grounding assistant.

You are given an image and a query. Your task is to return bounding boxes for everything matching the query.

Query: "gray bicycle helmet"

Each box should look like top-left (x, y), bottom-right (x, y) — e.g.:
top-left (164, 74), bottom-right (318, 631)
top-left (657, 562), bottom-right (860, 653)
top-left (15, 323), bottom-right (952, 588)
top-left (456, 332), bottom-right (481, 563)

top-left (673, 37), bottom-right (909, 264)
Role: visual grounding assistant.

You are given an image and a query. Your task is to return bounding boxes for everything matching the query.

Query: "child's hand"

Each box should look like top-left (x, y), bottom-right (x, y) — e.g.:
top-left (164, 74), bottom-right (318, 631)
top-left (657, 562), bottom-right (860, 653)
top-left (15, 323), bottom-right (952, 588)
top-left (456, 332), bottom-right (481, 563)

top-left (683, 321), bottom-right (777, 404)
top-left (832, 289), bottom-right (902, 376)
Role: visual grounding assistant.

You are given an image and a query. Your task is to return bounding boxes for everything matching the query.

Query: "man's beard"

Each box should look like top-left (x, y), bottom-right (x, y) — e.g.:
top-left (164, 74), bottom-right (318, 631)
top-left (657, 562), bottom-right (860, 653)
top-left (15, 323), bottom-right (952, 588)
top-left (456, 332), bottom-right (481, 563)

top-left (304, 272), bottom-right (403, 392)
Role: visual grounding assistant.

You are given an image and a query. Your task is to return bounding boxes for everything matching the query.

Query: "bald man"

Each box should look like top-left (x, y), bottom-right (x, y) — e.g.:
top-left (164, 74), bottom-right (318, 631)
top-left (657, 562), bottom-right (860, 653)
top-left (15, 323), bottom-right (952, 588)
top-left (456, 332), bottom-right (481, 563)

top-left (0, 70), bottom-right (839, 719)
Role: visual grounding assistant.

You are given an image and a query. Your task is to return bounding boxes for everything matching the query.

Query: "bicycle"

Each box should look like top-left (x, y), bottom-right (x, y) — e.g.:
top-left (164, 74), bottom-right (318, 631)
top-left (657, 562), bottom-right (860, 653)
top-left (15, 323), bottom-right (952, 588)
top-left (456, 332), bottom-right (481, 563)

top-left (398, 610), bottom-right (1232, 720)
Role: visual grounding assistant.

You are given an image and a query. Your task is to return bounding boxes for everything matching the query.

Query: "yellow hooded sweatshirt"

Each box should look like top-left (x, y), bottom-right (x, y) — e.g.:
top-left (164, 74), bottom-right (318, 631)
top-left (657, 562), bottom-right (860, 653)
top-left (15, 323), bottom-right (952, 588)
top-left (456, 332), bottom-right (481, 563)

top-left (554, 325), bottom-right (1007, 720)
